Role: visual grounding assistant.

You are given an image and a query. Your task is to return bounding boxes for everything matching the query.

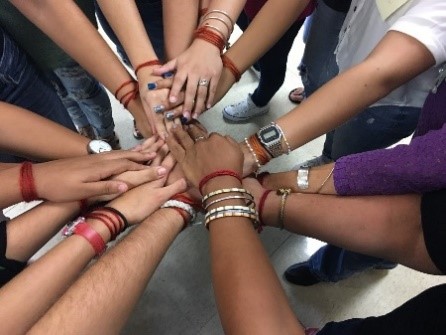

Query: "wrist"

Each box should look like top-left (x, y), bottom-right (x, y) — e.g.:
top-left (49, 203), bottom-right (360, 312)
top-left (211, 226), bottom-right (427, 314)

top-left (261, 192), bottom-right (281, 228)
top-left (202, 175), bottom-right (242, 195)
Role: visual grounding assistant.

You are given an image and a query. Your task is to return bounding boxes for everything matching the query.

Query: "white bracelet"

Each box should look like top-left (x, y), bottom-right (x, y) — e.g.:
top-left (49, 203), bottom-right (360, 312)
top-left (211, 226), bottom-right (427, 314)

top-left (161, 200), bottom-right (196, 224)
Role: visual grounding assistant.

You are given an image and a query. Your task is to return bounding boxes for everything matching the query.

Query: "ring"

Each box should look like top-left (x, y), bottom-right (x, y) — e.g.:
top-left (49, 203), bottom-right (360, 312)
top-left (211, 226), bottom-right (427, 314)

top-left (194, 136), bottom-right (206, 142)
top-left (153, 105), bottom-right (165, 114)
top-left (198, 78), bottom-right (209, 87)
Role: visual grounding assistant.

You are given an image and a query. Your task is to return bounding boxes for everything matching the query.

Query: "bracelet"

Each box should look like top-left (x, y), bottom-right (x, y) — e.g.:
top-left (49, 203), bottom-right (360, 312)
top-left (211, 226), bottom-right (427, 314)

top-left (273, 122), bottom-right (292, 155)
top-left (206, 205), bottom-right (257, 217)
top-left (202, 188), bottom-right (253, 204)
top-left (161, 200), bottom-right (196, 224)
top-left (202, 23), bottom-right (230, 48)
top-left (203, 9), bottom-right (235, 28)
top-left (248, 135), bottom-right (270, 165)
top-left (244, 138), bottom-right (261, 172)
top-left (134, 59), bottom-right (161, 76)
top-left (277, 189), bottom-right (291, 230)
top-left (73, 221), bottom-right (107, 256)
top-left (194, 26), bottom-right (226, 52)
top-left (221, 54), bottom-right (241, 82)
top-left (315, 166), bottom-right (335, 193)
top-left (205, 205), bottom-right (258, 230)
top-left (102, 207), bottom-right (129, 231)
top-left (258, 189), bottom-right (273, 232)
top-left (19, 162), bottom-right (38, 202)
top-left (205, 211), bottom-right (259, 230)
top-left (86, 212), bottom-right (119, 241)
top-left (199, 169), bottom-right (242, 194)
top-left (201, 16), bottom-right (232, 37)
top-left (204, 195), bottom-right (254, 210)
top-left (171, 193), bottom-right (203, 211)
top-left (171, 207), bottom-right (190, 229)
top-left (114, 79), bottom-right (137, 99)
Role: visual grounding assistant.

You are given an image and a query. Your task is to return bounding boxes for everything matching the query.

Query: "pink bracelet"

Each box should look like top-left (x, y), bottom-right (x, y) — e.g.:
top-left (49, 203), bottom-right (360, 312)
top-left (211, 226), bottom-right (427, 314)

top-left (73, 221), bottom-right (106, 256)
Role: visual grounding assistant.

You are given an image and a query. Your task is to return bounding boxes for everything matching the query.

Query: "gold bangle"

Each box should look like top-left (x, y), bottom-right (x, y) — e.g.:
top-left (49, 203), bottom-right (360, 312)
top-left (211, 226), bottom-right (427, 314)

top-left (316, 166), bottom-right (335, 194)
top-left (201, 16), bottom-right (232, 37)
top-left (202, 188), bottom-right (253, 204)
top-left (277, 188), bottom-right (291, 230)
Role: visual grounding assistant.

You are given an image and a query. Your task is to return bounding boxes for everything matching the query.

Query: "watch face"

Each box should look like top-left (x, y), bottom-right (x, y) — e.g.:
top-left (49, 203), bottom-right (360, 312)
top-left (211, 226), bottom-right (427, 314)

top-left (259, 125), bottom-right (280, 143)
top-left (88, 140), bottom-right (112, 154)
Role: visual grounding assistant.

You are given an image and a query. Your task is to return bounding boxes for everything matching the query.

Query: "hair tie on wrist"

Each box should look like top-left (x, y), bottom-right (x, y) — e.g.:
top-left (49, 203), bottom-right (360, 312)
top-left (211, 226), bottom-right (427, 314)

top-left (19, 162), bottom-right (38, 202)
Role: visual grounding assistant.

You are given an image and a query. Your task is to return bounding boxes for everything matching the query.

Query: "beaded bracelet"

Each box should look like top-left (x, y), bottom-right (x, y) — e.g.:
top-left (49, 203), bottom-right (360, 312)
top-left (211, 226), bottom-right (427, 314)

top-left (244, 138), bottom-right (262, 172)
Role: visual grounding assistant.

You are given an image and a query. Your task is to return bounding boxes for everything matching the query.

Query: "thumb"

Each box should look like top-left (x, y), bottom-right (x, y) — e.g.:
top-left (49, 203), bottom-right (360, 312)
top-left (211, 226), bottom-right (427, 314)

top-left (159, 178), bottom-right (187, 201)
top-left (152, 59), bottom-right (177, 75)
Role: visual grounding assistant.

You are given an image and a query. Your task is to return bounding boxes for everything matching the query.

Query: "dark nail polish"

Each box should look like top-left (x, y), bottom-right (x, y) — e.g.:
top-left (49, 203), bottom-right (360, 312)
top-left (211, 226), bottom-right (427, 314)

top-left (180, 116), bottom-right (189, 125)
top-left (162, 71), bottom-right (174, 79)
top-left (147, 82), bottom-right (157, 90)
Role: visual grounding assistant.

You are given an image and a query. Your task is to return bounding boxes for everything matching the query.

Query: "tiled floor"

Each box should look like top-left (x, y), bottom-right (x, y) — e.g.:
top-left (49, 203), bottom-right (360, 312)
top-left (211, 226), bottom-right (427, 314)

top-left (6, 26), bottom-right (445, 334)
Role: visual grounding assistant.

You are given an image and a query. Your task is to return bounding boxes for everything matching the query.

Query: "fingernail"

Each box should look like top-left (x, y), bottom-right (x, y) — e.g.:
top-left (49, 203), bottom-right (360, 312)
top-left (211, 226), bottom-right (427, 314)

top-left (162, 71), bottom-right (174, 78)
top-left (180, 116), bottom-right (188, 125)
top-left (118, 183), bottom-right (128, 192)
top-left (172, 123), bottom-right (178, 129)
top-left (147, 82), bottom-right (157, 90)
top-left (157, 167), bottom-right (167, 176)
top-left (184, 111), bottom-right (191, 120)
top-left (169, 96), bottom-right (177, 103)
top-left (192, 113), bottom-right (198, 119)
top-left (206, 103), bottom-right (211, 109)
top-left (165, 111), bottom-right (175, 120)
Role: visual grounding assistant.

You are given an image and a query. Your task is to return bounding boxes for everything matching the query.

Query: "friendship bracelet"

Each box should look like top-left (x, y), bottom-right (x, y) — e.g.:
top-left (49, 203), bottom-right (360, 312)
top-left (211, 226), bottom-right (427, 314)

top-left (277, 189), bottom-right (291, 230)
top-left (101, 207), bottom-right (129, 231)
top-left (258, 189), bottom-right (273, 232)
top-left (315, 166), bottom-right (335, 194)
top-left (19, 162), bottom-right (38, 202)
top-left (199, 169), bottom-right (242, 194)
top-left (134, 59), bottom-right (161, 76)
top-left (73, 221), bottom-right (106, 256)
top-left (202, 188), bottom-right (253, 204)
top-left (221, 54), bottom-right (241, 82)
top-left (194, 26), bottom-right (226, 52)
top-left (204, 195), bottom-right (254, 211)
top-left (86, 212), bottom-right (119, 241)
top-left (114, 79), bottom-right (137, 99)
top-left (248, 135), bottom-right (270, 165)
top-left (244, 138), bottom-right (262, 172)
top-left (123, 90), bottom-right (139, 109)
top-left (202, 24), bottom-right (230, 49)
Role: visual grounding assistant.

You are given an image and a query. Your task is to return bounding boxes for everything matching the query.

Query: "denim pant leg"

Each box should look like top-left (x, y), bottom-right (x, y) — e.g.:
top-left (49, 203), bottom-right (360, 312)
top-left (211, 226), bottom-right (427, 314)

top-left (95, 0), bottom-right (165, 63)
top-left (51, 62), bottom-right (115, 138)
top-left (0, 28), bottom-right (75, 162)
top-left (251, 19), bottom-right (305, 107)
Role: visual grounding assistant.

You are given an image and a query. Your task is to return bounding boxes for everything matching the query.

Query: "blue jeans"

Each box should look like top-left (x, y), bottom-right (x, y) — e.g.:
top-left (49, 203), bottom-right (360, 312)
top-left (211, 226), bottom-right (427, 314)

top-left (49, 60), bottom-right (115, 138)
top-left (237, 11), bottom-right (305, 106)
top-left (298, 0), bottom-right (418, 282)
top-left (0, 28), bottom-right (75, 162)
top-left (94, 0), bottom-right (165, 63)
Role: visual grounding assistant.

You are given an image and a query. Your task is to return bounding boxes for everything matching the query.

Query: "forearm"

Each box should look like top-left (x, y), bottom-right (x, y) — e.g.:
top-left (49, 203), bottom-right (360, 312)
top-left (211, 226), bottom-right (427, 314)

top-left (10, 0), bottom-right (135, 96)
top-left (30, 209), bottom-right (183, 334)
top-left (0, 219), bottom-right (110, 334)
top-left (225, 0), bottom-right (310, 72)
top-left (205, 178), bottom-right (303, 334)
top-left (0, 165), bottom-right (27, 208)
top-left (163, 0), bottom-right (199, 59)
top-left (6, 201), bottom-right (79, 262)
top-left (0, 102), bottom-right (88, 161)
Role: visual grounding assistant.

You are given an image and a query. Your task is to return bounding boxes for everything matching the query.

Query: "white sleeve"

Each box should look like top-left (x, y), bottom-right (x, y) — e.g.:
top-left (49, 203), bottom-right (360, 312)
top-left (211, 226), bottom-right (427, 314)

top-left (390, 0), bottom-right (446, 65)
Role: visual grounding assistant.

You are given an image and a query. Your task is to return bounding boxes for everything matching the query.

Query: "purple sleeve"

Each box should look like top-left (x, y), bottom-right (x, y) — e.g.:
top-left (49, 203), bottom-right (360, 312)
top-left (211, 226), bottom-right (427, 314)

top-left (334, 124), bottom-right (446, 195)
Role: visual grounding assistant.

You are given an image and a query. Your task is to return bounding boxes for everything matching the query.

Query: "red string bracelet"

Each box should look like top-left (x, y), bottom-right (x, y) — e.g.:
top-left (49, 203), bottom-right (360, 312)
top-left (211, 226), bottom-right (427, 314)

top-left (134, 59), bottom-right (161, 76)
top-left (171, 207), bottom-right (190, 230)
top-left (101, 207), bottom-right (129, 231)
top-left (86, 212), bottom-right (119, 241)
top-left (73, 221), bottom-right (106, 256)
top-left (114, 79), bottom-right (137, 99)
top-left (19, 162), bottom-right (38, 202)
top-left (194, 26), bottom-right (226, 53)
top-left (257, 189), bottom-right (272, 233)
top-left (221, 54), bottom-right (241, 82)
top-left (171, 194), bottom-right (203, 211)
top-left (123, 90), bottom-right (139, 109)
top-left (199, 170), bottom-right (242, 194)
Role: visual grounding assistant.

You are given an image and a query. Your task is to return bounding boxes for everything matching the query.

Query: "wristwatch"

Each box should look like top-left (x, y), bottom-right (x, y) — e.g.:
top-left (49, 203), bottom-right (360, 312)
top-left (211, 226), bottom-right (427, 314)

top-left (296, 166), bottom-right (310, 190)
top-left (257, 123), bottom-right (283, 158)
top-left (87, 140), bottom-right (112, 154)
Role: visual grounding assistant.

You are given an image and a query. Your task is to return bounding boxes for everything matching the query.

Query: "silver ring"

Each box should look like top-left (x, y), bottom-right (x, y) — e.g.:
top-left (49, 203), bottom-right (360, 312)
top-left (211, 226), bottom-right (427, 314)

top-left (198, 78), bottom-right (209, 87)
top-left (194, 136), bottom-right (206, 142)
top-left (153, 105), bottom-right (165, 114)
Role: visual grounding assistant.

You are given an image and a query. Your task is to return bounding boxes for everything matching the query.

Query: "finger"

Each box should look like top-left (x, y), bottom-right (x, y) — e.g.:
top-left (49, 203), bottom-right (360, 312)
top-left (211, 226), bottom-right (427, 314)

top-left (169, 71), bottom-right (188, 104)
top-left (147, 77), bottom-right (174, 91)
top-left (139, 138), bottom-right (164, 155)
top-left (189, 119), bottom-right (209, 134)
top-left (165, 129), bottom-right (186, 162)
top-left (187, 124), bottom-right (207, 141)
top-left (172, 124), bottom-right (194, 149)
top-left (96, 150), bottom-right (155, 163)
top-left (151, 143), bottom-right (169, 166)
top-left (206, 77), bottom-right (218, 110)
top-left (161, 152), bottom-right (176, 171)
top-left (182, 75), bottom-right (199, 116)
top-left (192, 82), bottom-right (208, 118)
top-left (152, 59), bottom-right (177, 76)
top-left (159, 178), bottom-right (188, 201)
top-left (90, 158), bottom-right (153, 183)
top-left (138, 135), bottom-right (158, 151)
top-left (114, 165), bottom-right (170, 189)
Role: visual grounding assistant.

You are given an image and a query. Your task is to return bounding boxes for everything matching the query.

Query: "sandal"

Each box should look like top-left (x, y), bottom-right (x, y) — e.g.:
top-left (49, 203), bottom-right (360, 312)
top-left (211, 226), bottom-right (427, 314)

top-left (288, 87), bottom-right (305, 104)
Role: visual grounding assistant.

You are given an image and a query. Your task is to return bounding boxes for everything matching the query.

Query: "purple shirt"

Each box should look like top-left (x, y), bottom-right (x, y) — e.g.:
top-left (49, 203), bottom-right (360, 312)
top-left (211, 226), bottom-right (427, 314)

top-left (334, 77), bottom-right (446, 196)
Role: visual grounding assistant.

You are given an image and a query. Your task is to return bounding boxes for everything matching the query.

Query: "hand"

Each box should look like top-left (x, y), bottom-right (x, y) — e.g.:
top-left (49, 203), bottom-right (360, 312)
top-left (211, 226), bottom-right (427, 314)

top-left (153, 39), bottom-right (223, 119)
top-left (33, 151), bottom-right (155, 202)
top-left (166, 124), bottom-right (243, 189)
top-left (126, 96), bottom-right (154, 139)
top-left (261, 171), bottom-right (298, 192)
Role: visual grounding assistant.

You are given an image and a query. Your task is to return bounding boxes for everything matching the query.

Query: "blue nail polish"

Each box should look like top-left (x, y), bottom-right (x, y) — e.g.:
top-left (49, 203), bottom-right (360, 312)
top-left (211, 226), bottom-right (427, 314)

top-left (165, 111), bottom-right (175, 120)
top-left (180, 117), bottom-right (188, 125)
top-left (162, 71), bottom-right (174, 79)
top-left (147, 82), bottom-right (157, 90)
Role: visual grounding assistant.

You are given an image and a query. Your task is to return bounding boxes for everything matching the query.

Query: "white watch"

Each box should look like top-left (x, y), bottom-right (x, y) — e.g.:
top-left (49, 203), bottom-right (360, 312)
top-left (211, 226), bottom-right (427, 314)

top-left (296, 167), bottom-right (310, 190)
top-left (87, 140), bottom-right (112, 154)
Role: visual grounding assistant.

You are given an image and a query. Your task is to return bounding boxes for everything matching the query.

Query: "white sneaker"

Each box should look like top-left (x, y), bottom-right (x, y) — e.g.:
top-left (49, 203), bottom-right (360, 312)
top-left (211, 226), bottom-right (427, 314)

top-left (293, 155), bottom-right (332, 169)
top-left (223, 94), bottom-right (269, 122)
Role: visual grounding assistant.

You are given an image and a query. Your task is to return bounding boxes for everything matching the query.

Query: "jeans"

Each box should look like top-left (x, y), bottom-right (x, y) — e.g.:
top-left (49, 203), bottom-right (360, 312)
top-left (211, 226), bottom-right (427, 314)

top-left (237, 11), bottom-right (305, 107)
top-left (0, 28), bottom-right (75, 162)
top-left (298, 0), bottom-right (417, 282)
top-left (49, 60), bottom-right (115, 138)
top-left (94, 0), bottom-right (165, 63)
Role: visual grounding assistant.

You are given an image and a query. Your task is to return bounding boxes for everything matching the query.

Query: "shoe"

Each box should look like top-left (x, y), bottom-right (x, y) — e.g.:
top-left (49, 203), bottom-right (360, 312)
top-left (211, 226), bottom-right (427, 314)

top-left (288, 87), bottom-right (305, 104)
top-left (294, 155), bottom-right (333, 169)
top-left (223, 94), bottom-right (269, 122)
top-left (78, 125), bottom-right (95, 140)
top-left (374, 262), bottom-right (397, 270)
top-left (132, 120), bottom-right (144, 140)
top-left (99, 132), bottom-right (121, 150)
top-left (284, 261), bottom-right (321, 286)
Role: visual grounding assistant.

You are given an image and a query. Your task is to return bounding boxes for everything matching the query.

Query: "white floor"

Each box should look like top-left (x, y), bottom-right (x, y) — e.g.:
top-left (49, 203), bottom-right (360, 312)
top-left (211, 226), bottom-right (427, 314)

top-left (6, 26), bottom-right (445, 334)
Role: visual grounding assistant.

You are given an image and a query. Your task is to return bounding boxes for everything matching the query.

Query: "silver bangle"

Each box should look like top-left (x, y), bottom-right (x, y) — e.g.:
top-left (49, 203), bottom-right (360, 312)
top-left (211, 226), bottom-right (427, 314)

top-left (161, 200), bottom-right (196, 223)
top-left (201, 16), bottom-right (232, 37)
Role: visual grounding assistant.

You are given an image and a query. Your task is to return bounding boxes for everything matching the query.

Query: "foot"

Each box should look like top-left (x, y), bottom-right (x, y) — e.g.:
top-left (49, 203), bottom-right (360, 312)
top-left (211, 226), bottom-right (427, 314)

top-left (288, 87), bottom-right (305, 104)
top-left (294, 155), bottom-right (333, 169)
top-left (284, 261), bottom-right (321, 286)
top-left (223, 94), bottom-right (269, 122)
